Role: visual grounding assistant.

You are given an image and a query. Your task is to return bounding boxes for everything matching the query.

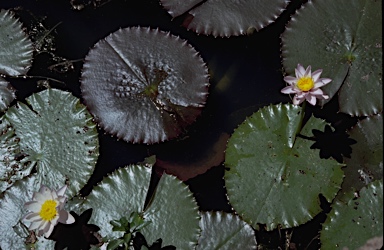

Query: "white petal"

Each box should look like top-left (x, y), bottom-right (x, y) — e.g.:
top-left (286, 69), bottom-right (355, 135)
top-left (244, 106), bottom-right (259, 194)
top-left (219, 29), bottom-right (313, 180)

top-left (58, 210), bottom-right (75, 224)
top-left (43, 222), bottom-right (55, 238)
top-left (311, 69), bottom-right (323, 82)
top-left (29, 220), bottom-right (43, 230)
top-left (284, 76), bottom-right (297, 85)
top-left (281, 86), bottom-right (299, 94)
top-left (306, 94), bottom-right (317, 105)
top-left (25, 201), bottom-right (40, 212)
top-left (56, 185), bottom-right (67, 197)
top-left (310, 88), bottom-right (324, 96)
top-left (314, 78), bottom-right (332, 88)
top-left (24, 212), bottom-right (42, 222)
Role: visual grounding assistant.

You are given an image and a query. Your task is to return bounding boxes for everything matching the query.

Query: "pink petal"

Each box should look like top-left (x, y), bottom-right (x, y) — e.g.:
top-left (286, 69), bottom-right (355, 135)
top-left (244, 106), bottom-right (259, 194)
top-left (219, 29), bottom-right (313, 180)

top-left (296, 64), bottom-right (306, 77)
top-left (306, 94), bottom-right (317, 105)
top-left (44, 223), bottom-right (55, 238)
top-left (281, 86), bottom-right (299, 94)
top-left (29, 220), bottom-right (43, 230)
top-left (311, 69), bottom-right (323, 82)
top-left (310, 88), bottom-right (324, 96)
top-left (304, 65), bottom-right (312, 77)
top-left (283, 76), bottom-right (297, 85)
top-left (58, 210), bottom-right (75, 224)
top-left (314, 78), bottom-right (332, 88)
top-left (293, 95), bottom-right (305, 105)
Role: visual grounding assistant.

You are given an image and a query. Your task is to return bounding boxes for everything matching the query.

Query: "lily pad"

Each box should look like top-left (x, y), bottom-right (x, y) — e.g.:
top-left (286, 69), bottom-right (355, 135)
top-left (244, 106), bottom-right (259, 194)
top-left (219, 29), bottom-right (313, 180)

top-left (196, 211), bottom-right (257, 250)
top-left (81, 27), bottom-right (209, 144)
top-left (281, 0), bottom-right (382, 116)
top-left (0, 77), bottom-right (15, 112)
top-left (83, 164), bottom-right (200, 249)
top-left (224, 103), bottom-right (344, 230)
top-left (337, 114), bottom-right (383, 201)
top-left (160, 0), bottom-right (290, 37)
top-left (320, 180), bottom-right (383, 249)
top-left (5, 89), bottom-right (99, 196)
top-left (0, 116), bottom-right (33, 193)
top-left (0, 175), bottom-right (55, 249)
top-left (0, 9), bottom-right (34, 76)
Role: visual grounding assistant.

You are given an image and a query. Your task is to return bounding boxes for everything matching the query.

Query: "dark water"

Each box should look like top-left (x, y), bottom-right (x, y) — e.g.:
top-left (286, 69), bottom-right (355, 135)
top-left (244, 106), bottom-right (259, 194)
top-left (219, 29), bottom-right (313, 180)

top-left (0, 0), bottom-right (358, 249)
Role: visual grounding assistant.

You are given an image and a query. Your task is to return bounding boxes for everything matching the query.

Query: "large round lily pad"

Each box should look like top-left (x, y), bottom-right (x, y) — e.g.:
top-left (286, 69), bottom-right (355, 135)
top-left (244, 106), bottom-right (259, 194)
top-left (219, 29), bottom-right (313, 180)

top-left (81, 27), bottom-right (209, 144)
top-left (0, 9), bottom-right (33, 76)
top-left (83, 165), bottom-right (200, 249)
top-left (320, 180), bottom-right (383, 249)
top-left (160, 0), bottom-right (289, 37)
top-left (281, 0), bottom-right (382, 116)
top-left (225, 104), bottom-right (344, 230)
top-left (337, 114), bottom-right (383, 201)
top-left (0, 116), bottom-right (33, 193)
top-left (196, 211), bottom-right (257, 250)
top-left (5, 89), bottom-right (99, 196)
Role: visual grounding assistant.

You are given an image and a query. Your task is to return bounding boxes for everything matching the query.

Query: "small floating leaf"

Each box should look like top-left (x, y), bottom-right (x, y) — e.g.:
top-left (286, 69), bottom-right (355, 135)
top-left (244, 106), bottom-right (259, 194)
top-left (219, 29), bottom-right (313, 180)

top-left (281, 0), bottom-right (382, 116)
top-left (0, 116), bottom-right (33, 193)
top-left (0, 9), bottom-right (33, 76)
top-left (5, 89), bottom-right (99, 196)
top-left (81, 27), bottom-right (209, 144)
top-left (0, 77), bottom-right (15, 112)
top-left (196, 211), bottom-right (257, 250)
top-left (160, 0), bottom-right (290, 37)
top-left (320, 180), bottom-right (383, 249)
top-left (338, 114), bottom-right (383, 201)
top-left (0, 176), bottom-right (55, 249)
top-left (225, 104), bottom-right (344, 230)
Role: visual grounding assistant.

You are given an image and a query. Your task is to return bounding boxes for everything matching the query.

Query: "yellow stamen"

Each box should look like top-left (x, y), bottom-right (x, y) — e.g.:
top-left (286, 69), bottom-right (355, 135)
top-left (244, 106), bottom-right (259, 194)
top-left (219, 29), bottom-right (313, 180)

top-left (297, 77), bottom-right (314, 91)
top-left (39, 200), bottom-right (57, 221)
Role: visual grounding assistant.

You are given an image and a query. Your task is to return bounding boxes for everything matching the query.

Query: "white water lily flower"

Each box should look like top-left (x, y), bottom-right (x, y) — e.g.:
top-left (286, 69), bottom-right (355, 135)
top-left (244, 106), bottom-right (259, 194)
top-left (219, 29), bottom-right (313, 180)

top-left (281, 64), bottom-right (332, 105)
top-left (23, 185), bottom-right (75, 237)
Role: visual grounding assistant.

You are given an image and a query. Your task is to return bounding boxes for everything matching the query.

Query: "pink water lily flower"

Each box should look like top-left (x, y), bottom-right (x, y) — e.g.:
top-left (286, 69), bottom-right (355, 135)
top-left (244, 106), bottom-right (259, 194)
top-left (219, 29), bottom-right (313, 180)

top-left (281, 64), bottom-right (332, 105)
top-left (23, 185), bottom-right (75, 238)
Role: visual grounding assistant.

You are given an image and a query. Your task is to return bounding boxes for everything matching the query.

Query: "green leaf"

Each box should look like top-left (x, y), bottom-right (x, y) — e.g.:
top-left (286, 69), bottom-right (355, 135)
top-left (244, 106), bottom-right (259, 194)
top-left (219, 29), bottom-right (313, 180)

top-left (5, 89), bottom-right (99, 196)
top-left (141, 173), bottom-right (200, 249)
top-left (0, 116), bottom-right (33, 193)
top-left (83, 165), bottom-right (152, 240)
top-left (107, 238), bottom-right (125, 250)
top-left (281, 0), bottom-right (382, 116)
top-left (338, 114), bottom-right (383, 201)
top-left (0, 9), bottom-right (33, 76)
top-left (320, 180), bottom-right (383, 249)
top-left (160, 0), bottom-right (290, 37)
top-left (196, 211), bottom-right (257, 250)
top-left (225, 103), bottom-right (344, 230)
top-left (0, 77), bottom-right (15, 112)
top-left (84, 165), bottom-right (200, 249)
top-left (81, 27), bottom-right (209, 144)
top-left (0, 176), bottom-right (55, 249)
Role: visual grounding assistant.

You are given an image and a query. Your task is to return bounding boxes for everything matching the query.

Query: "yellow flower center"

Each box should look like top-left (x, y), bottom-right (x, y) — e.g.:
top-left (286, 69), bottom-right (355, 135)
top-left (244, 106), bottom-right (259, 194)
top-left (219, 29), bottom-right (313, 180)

top-left (39, 200), bottom-right (57, 221)
top-left (297, 77), bottom-right (314, 91)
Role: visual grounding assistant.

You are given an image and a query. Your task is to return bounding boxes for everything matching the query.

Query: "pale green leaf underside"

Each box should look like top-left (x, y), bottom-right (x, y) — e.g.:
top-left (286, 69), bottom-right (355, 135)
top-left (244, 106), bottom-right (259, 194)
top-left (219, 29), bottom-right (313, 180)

top-left (160, 0), bottom-right (289, 37)
top-left (282, 0), bottom-right (382, 116)
top-left (196, 211), bottom-right (257, 250)
top-left (225, 104), bottom-right (344, 230)
top-left (338, 114), bottom-right (383, 201)
top-left (5, 89), bottom-right (99, 196)
top-left (0, 116), bottom-right (33, 193)
top-left (0, 9), bottom-right (33, 76)
top-left (0, 176), bottom-right (55, 249)
top-left (320, 180), bottom-right (383, 249)
top-left (0, 77), bottom-right (15, 112)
